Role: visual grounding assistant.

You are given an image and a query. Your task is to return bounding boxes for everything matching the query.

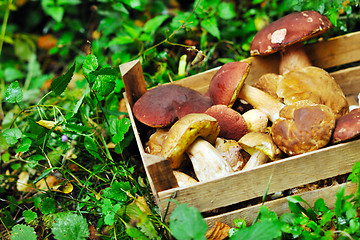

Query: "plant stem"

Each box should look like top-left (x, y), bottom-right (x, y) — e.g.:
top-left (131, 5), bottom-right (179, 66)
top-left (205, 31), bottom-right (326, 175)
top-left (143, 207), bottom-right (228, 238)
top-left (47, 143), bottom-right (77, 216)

top-left (0, 0), bottom-right (12, 57)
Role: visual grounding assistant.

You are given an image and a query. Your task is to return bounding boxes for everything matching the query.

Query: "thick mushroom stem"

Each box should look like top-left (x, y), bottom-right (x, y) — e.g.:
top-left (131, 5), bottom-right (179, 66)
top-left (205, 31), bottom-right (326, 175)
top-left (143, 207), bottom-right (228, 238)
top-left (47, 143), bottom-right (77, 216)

top-left (186, 138), bottom-right (234, 182)
top-left (242, 150), bottom-right (269, 171)
top-left (279, 43), bottom-right (312, 75)
top-left (238, 84), bottom-right (285, 123)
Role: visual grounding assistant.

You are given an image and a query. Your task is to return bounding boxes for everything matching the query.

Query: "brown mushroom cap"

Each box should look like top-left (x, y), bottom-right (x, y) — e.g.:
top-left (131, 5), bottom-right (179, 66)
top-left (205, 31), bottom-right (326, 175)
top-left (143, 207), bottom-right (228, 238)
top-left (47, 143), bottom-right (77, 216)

top-left (209, 61), bottom-right (250, 107)
top-left (133, 84), bottom-right (212, 127)
top-left (332, 108), bottom-right (360, 144)
top-left (205, 105), bottom-right (248, 141)
top-left (250, 11), bottom-right (333, 56)
top-left (271, 101), bottom-right (336, 156)
top-left (253, 73), bottom-right (283, 99)
top-left (161, 113), bottom-right (220, 169)
top-left (276, 66), bottom-right (349, 118)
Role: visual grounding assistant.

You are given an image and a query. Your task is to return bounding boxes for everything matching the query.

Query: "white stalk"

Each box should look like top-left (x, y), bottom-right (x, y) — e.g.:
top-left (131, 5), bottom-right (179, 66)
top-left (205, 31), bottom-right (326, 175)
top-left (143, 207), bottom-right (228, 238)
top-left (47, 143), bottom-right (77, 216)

top-left (242, 150), bottom-right (269, 171)
top-left (186, 138), bottom-right (234, 181)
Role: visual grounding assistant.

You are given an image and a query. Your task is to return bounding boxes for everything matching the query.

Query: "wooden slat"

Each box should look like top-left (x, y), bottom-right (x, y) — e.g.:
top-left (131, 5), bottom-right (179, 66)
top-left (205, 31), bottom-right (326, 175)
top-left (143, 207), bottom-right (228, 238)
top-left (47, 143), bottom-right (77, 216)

top-left (305, 31), bottom-right (360, 69)
top-left (205, 182), bottom-right (358, 228)
top-left (120, 59), bottom-right (147, 107)
top-left (332, 65), bottom-right (360, 96)
top-left (158, 139), bottom-right (360, 216)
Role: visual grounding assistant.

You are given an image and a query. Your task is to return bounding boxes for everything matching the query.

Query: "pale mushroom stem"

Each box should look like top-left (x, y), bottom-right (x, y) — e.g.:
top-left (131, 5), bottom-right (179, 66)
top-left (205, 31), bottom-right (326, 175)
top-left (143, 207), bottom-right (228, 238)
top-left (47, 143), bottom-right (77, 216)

top-left (238, 84), bottom-right (285, 123)
top-left (185, 138), bottom-right (234, 181)
top-left (242, 150), bottom-right (269, 171)
top-left (279, 43), bottom-right (312, 75)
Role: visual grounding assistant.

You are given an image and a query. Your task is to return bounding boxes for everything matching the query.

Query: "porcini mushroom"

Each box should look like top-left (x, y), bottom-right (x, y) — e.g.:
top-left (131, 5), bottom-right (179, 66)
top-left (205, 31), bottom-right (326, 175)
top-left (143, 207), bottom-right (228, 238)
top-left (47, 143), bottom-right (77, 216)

top-left (277, 66), bottom-right (349, 118)
top-left (161, 113), bottom-right (233, 181)
top-left (173, 170), bottom-right (198, 187)
top-left (239, 132), bottom-right (282, 170)
top-left (133, 84), bottom-right (212, 127)
top-left (242, 109), bottom-right (269, 133)
top-left (205, 104), bottom-right (248, 141)
top-left (208, 61), bottom-right (284, 123)
top-left (331, 108), bottom-right (360, 144)
top-left (271, 100), bottom-right (336, 156)
top-left (214, 138), bottom-right (247, 172)
top-left (145, 128), bottom-right (169, 156)
top-left (250, 10), bottom-right (333, 75)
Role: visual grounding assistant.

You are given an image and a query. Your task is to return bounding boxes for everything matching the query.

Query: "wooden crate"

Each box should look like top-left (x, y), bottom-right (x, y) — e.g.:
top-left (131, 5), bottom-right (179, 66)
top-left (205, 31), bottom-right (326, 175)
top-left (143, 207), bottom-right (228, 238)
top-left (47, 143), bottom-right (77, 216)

top-left (120, 31), bottom-right (360, 228)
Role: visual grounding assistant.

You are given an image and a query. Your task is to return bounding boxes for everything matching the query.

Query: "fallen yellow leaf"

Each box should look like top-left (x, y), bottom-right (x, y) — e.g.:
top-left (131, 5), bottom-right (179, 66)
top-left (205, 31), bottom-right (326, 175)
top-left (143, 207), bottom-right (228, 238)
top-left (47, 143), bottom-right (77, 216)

top-left (36, 120), bottom-right (63, 132)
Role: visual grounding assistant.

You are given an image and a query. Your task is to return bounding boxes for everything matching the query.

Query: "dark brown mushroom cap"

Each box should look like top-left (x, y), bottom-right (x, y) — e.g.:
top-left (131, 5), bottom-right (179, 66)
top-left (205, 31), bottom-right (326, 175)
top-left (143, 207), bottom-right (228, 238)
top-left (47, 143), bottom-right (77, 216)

top-left (332, 108), bottom-right (360, 144)
top-left (250, 11), bottom-right (333, 56)
top-left (271, 101), bottom-right (335, 156)
top-left (276, 66), bottom-right (349, 118)
top-left (209, 62), bottom-right (250, 107)
top-left (205, 105), bottom-right (248, 141)
top-left (133, 84), bottom-right (212, 127)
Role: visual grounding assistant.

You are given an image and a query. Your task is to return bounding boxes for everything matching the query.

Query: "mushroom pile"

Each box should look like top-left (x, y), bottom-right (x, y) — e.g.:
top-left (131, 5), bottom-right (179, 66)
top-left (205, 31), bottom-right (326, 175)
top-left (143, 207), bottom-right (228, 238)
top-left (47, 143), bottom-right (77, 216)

top-left (132, 10), bottom-right (359, 187)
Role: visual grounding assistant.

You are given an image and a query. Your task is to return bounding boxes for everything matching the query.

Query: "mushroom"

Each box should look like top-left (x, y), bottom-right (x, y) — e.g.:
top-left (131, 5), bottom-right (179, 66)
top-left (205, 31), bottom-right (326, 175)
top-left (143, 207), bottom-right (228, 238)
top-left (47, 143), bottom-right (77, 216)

top-left (242, 109), bottom-right (268, 133)
top-left (208, 61), bottom-right (284, 123)
top-left (145, 128), bottom-right (169, 155)
top-left (173, 170), bottom-right (198, 187)
top-left (271, 100), bottom-right (336, 156)
top-left (161, 113), bottom-right (233, 181)
top-left (204, 104), bottom-right (248, 141)
top-left (331, 108), bottom-right (360, 144)
top-left (214, 138), bottom-right (247, 172)
top-left (133, 84), bottom-right (212, 128)
top-left (253, 73), bottom-right (283, 99)
top-left (276, 66), bottom-right (349, 118)
top-left (238, 132), bottom-right (282, 170)
top-left (250, 10), bottom-right (333, 75)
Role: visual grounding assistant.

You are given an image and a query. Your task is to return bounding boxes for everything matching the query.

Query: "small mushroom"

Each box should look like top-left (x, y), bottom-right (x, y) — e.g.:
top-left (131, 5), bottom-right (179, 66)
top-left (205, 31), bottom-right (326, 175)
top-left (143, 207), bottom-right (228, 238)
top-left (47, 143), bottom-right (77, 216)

top-left (214, 138), bottom-right (247, 172)
top-left (238, 132), bottom-right (282, 170)
top-left (242, 109), bottom-right (268, 133)
top-left (331, 108), bottom-right (360, 144)
top-left (133, 84), bottom-right (212, 127)
top-left (271, 101), bottom-right (336, 156)
top-left (250, 11), bottom-right (333, 75)
top-left (145, 128), bottom-right (169, 155)
top-left (205, 104), bottom-right (248, 141)
top-left (161, 113), bottom-right (233, 181)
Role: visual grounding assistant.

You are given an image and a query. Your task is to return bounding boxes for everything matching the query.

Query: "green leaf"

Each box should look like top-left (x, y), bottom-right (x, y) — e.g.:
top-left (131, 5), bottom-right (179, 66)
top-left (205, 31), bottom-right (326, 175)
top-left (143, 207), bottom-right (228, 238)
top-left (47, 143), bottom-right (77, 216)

top-left (218, 2), bottom-right (236, 20)
top-left (3, 128), bottom-right (22, 145)
top-left (10, 224), bottom-right (37, 240)
top-left (51, 212), bottom-right (89, 240)
top-left (4, 67), bottom-right (25, 82)
top-left (82, 54), bottom-right (98, 76)
top-left (16, 138), bottom-right (32, 153)
top-left (102, 181), bottom-right (130, 202)
top-left (51, 63), bottom-right (75, 96)
top-left (84, 136), bottom-right (101, 160)
top-left (41, 0), bottom-right (64, 22)
top-left (230, 220), bottom-right (283, 240)
top-left (169, 204), bottom-right (208, 240)
top-left (4, 81), bottom-right (23, 103)
top-left (201, 17), bottom-right (221, 39)
top-left (23, 210), bottom-right (37, 224)
top-left (110, 118), bottom-right (131, 144)
top-left (91, 67), bottom-right (118, 97)
top-left (144, 15), bottom-right (169, 33)
top-left (40, 197), bottom-right (56, 215)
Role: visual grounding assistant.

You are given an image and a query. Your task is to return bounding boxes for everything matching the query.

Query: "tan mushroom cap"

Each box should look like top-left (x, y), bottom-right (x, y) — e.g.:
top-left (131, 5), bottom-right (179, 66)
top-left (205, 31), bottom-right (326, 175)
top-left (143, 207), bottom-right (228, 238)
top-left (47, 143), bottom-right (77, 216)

top-left (205, 105), bottom-right (248, 141)
top-left (238, 132), bottom-right (282, 161)
top-left (253, 73), bottom-right (283, 99)
top-left (133, 84), bottom-right (212, 128)
top-left (250, 10), bottom-right (333, 56)
top-left (271, 101), bottom-right (336, 156)
top-left (276, 66), bottom-right (349, 118)
top-left (215, 138), bottom-right (246, 171)
top-left (209, 61), bottom-right (250, 107)
top-left (161, 113), bottom-right (220, 169)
